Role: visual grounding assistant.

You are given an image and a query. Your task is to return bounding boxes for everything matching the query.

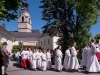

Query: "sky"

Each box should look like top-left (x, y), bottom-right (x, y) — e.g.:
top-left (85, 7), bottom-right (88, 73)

top-left (0, 0), bottom-right (100, 37)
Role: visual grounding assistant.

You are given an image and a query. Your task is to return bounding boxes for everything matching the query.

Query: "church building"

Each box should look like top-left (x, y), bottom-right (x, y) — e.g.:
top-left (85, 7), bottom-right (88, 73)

top-left (0, 0), bottom-right (60, 53)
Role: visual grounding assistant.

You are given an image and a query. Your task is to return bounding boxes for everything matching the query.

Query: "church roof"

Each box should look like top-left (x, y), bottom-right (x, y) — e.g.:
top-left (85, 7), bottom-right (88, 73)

top-left (9, 30), bottom-right (42, 38)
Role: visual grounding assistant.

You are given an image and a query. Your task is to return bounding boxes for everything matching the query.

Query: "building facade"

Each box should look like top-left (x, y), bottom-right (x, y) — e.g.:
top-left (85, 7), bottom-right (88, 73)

top-left (0, 0), bottom-right (60, 53)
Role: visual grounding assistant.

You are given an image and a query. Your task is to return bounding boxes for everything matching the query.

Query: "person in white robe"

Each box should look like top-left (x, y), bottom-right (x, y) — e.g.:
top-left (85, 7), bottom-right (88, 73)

top-left (70, 42), bottom-right (81, 72)
top-left (86, 39), bottom-right (100, 73)
top-left (27, 48), bottom-right (32, 68)
top-left (37, 49), bottom-right (43, 69)
top-left (41, 50), bottom-right (47, 71)
top-left (80, 43), bottom-right (88, 68)
top-left (31, 49), bottom-right (37, 71)
top-left (63, 46), bottom-right (71, 71)
top-left (86, 44), bottom-right (91, 69)
top-left (46, 49), bottom-right (52, 69)
top-left (35, 48), bottom-right (39, 68)
top-left (55, 46), bottom-right (63, 72)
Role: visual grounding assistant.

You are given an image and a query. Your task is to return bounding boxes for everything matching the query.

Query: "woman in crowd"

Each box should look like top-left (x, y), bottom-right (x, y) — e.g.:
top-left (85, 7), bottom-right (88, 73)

top-left (1, 42), bottom-right (9, 75)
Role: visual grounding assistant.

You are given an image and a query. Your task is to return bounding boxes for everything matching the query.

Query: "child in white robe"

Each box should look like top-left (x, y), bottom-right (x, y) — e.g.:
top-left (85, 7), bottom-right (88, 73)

top-left (37, 49), bottom-right (43, 69)
top-left (70, 42), bottom-right (82, 72)
top-left (46, 49), bottom-right (52, 69)
top-left (28, 48), bottom-right (32, 68)
top-left (55, 46), bottom-right (63, 72)
top-left (80, 43), bottom-right (88, 68)
top-left (41, 50), bottom-right (47, 71)
top-left (63, 46), bottom-right (71, 71)
top-left (31, 49), bottom-right (37, 71)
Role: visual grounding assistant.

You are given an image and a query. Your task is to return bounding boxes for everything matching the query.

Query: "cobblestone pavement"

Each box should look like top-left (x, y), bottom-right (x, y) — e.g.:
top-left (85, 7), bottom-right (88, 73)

top-left (7, 61), bottom-right (99, 75)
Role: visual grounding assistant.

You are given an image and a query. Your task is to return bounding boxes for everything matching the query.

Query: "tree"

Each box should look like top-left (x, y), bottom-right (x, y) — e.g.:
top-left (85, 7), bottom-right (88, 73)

top-left (40, 0), bottom-right (100, 54)
top-left (94, 34), bottom-right (100, 43)
top-left (0, 0), bottom-right (22, 21)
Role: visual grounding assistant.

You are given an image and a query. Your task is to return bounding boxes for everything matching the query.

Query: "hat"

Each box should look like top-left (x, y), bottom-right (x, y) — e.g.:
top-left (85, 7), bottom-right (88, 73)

top-left (2, 42), bottom-right (8, 45)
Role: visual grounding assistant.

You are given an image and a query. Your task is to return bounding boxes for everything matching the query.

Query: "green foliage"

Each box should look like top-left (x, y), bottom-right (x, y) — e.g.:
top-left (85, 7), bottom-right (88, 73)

top-left (40, 0), bottom-right (100, 55)
top-left (0, 0), bottom-right (22, 21)
top-left (94, 34), bottom-right (100, 43)
top-left (12, 45), bottom-right (19, 53)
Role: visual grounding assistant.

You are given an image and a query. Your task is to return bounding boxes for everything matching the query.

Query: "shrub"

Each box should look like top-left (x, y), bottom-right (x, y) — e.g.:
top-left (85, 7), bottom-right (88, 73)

top-left (12, 45), bottom-right (19, 53)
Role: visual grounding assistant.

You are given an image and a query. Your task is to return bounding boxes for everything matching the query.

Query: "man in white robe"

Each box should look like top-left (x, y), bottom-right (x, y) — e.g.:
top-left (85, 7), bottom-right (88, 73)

top-left (63, 46), bottom-right (71, 71)
top-left (86, 39), bottom-right (100, 73)
top-left (55, 46), bottom-right (63, 72)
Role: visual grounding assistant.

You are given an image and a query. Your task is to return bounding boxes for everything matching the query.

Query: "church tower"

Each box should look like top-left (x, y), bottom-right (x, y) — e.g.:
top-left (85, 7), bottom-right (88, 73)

top-left (18, 0), bottom-right (32, 32)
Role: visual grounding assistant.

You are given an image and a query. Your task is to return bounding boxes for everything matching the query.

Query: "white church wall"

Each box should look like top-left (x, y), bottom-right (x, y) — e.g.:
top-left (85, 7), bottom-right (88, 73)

top-left (39, 35), bottom-right (60, 50)
top-left (39, 35), bottom-right (53, 50)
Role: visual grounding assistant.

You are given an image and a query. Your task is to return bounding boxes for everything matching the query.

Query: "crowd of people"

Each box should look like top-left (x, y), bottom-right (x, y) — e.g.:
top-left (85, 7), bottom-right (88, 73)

top-left (1, 39), bottom-right (100, 75)
top-left (15, 39), bottom-right (100, 74)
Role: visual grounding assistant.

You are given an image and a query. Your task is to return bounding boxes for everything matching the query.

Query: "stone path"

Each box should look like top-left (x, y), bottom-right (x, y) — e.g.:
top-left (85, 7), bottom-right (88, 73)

top-left (7, 61), bottom-right (99, 75)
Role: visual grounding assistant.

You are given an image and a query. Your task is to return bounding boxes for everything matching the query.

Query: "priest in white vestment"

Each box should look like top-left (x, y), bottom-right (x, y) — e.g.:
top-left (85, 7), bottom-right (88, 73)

top-left (63, 46), bottom-right (71, 71)
top-left (55, 46), bottom-right (63, 72)
top-left (86, 39), bottom-right (100, 73)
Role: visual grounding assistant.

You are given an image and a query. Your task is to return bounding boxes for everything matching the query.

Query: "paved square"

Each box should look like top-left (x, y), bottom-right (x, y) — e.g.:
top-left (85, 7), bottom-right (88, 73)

top-left (7, 61), bottom-right (99, 75)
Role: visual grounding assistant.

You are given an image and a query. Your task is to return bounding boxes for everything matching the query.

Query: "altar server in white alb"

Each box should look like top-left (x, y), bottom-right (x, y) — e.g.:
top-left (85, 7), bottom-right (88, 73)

top-left (86, 39), bottom-right (100, 73)
top-left (37, 49), bottom-right (43, 69)
top-left (28, 48), bottom-right (32, 68)
top-left (35, 48), bottom-right (39, 68)
top-left (31, 49), bottom-right (37, 71)
top-left (70, 42), bottom-right (81, 72)
top-left (41, 50), bottom-right (47, 71)
top-left (55, 45), bottom-right (63, 72)
top-left (80, 43), bottom-right (88, 68)
top-left (46, 49), bottom-right (52, 69)
top-left (63, 46), bottom-right (71, 71)
top-left (21, 47), bottom-right (29, 69)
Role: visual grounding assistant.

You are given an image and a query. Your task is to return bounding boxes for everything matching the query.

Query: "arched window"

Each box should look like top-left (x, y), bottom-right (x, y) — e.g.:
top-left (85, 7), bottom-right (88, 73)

top-left (22, 17), bottom-right (24, 22)
top-left (29, 18), bottom-right (30, 24)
